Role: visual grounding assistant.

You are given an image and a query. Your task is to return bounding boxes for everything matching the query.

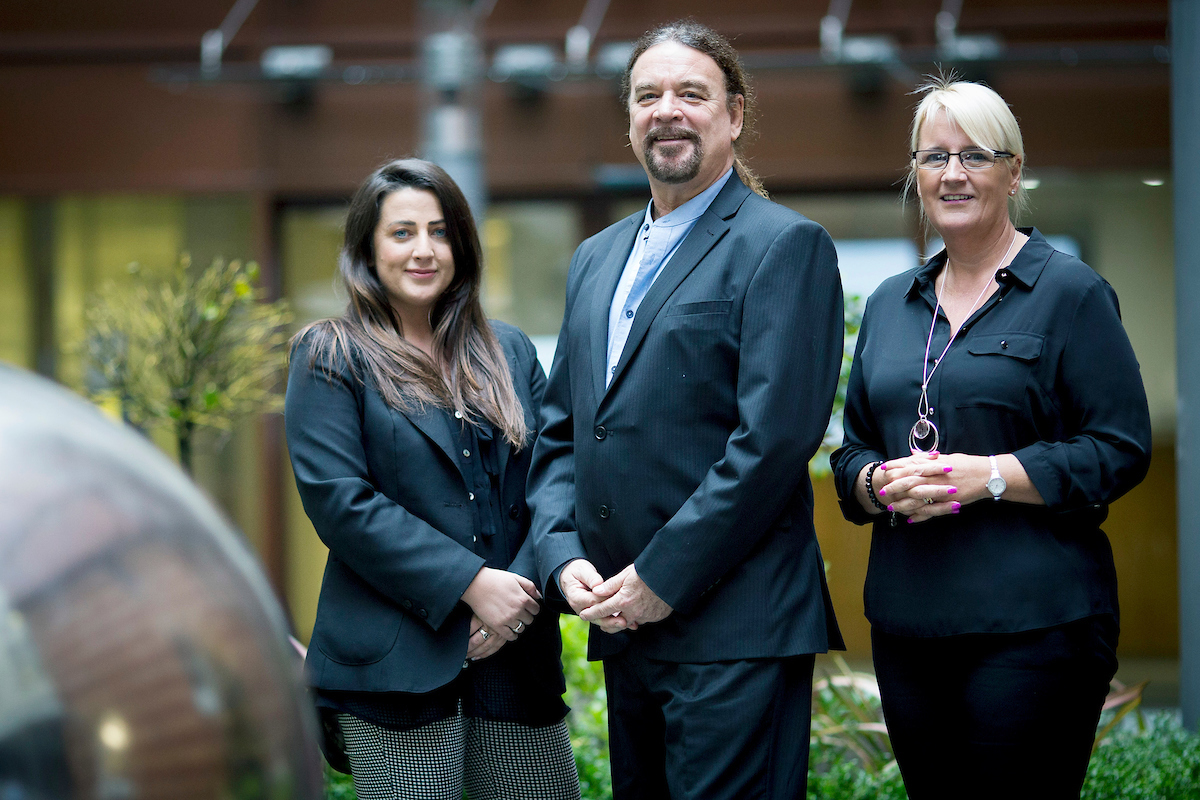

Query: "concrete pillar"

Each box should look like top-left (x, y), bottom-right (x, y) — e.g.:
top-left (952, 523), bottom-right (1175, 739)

top-left (420, 0), bottom-right (487, 219)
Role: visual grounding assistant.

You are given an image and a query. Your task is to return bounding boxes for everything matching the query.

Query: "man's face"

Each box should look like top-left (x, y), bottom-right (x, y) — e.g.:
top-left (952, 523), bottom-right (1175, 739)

top-left (627, 41), bottom-right (744, 190)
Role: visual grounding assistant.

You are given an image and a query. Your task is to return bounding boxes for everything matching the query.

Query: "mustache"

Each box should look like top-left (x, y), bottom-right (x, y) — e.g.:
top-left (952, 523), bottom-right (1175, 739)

top-left (643, 126), bottom-right (700, 147)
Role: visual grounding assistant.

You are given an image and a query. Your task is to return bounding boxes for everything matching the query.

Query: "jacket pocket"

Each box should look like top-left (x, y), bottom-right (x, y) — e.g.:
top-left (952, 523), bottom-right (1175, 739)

top-left (664, 299), bottom-right (733, 317)
top-left (313, 562), bottom-right (405, 666)
top-left (663, 300), bottom-right (733, 331)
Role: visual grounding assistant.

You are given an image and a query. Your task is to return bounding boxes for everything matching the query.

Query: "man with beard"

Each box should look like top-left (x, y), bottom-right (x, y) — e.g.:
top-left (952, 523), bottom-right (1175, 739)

top-left (527, 19), bottom-right (844, 800)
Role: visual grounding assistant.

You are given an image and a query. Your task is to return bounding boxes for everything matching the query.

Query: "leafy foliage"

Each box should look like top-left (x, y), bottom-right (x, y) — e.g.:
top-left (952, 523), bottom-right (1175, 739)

top-left (82, 256), bottom-right (291, 473)
top-left (324, 765), bottom-right (356, 800)
top-left (560, 615), bottom-right (613, 800)
top-left (810, 656), bottom-right (896, 776)
top-left (1082, 713), bottom-right (1200, 800)
top-left (813, 293), bottom-right (865, 477)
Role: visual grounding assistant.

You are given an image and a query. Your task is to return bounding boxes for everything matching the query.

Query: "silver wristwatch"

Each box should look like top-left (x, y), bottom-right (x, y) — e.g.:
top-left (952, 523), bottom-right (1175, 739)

top-left (986, 455), bottom-right (1007, 501)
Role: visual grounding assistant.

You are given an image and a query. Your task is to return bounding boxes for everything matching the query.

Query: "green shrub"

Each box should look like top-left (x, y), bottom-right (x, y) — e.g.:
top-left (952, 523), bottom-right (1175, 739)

top-left (324, 765), bottom-right (356, 800)
top-left (560, 615), bottom-right (613, 800)
top-left (1082, 713), bottom-right (1200, 800)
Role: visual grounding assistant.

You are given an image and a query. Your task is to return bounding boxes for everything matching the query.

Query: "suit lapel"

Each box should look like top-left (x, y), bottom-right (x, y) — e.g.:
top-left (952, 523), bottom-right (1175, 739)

top-left (603, 176), bottom-right (751, 396)
top-left (589, 215), bottom-right (641, 401)
top-left (401, 406), bottom-right (468, 483)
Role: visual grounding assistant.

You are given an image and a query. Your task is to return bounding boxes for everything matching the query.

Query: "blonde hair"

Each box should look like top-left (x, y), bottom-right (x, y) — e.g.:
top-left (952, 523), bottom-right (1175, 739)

top-left (904, 76), bottom-right (1028, 223)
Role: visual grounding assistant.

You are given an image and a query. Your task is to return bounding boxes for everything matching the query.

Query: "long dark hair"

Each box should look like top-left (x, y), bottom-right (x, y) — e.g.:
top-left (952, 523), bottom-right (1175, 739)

top-left (622, 19), bottom-right (765, 198)
top-left (294, 158), bottom-right (528, 448)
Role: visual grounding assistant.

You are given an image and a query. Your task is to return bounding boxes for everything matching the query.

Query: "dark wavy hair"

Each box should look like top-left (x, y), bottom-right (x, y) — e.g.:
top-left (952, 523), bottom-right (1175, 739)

top-left (293, 158), bottom-right (528, 448)
top-left (621, 19), bottom-right (765, 197)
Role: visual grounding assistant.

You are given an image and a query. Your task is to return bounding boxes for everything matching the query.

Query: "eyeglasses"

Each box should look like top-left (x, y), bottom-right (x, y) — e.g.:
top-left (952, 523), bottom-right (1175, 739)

top-left (911, 149), bottom-right (1014, 170)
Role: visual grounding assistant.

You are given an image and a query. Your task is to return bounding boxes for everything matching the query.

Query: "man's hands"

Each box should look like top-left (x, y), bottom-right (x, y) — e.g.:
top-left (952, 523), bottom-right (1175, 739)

top-left (562, 560), bottom-right (673, 633)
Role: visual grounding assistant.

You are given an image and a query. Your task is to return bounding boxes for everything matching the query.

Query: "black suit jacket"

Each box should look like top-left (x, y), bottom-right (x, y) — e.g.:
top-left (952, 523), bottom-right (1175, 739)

top-left (286, 321), bottom-right (564, 698)
top-left (528, 174), bottom-right (846, 662)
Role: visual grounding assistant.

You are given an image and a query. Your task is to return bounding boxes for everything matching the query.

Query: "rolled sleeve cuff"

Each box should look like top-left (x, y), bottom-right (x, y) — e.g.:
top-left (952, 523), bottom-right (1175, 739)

top-left (1012, 440), bottom-right (1068, 510)
top-left (834, 450), bottom-right (884, 526)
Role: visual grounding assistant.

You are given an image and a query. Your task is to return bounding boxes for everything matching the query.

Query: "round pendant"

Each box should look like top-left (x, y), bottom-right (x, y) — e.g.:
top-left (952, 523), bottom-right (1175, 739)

top-left (909, 418), bottom-right (940, 454)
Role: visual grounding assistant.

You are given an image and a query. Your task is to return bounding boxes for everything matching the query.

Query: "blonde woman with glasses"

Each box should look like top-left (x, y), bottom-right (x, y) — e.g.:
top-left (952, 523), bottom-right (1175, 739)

top-left (831, 79), bottom-right (1151, 798)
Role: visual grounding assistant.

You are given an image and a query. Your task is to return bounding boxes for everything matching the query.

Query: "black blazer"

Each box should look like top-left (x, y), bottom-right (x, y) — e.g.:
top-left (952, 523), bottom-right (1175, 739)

top-left (528, 174), bottom-right (846, 662)
top-left (285, 321), bottom-right (564, 698)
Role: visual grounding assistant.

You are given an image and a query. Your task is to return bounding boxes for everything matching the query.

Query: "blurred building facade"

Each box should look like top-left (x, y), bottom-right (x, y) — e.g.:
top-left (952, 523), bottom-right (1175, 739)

top-left (0, 1), bottom-right (1175, 671)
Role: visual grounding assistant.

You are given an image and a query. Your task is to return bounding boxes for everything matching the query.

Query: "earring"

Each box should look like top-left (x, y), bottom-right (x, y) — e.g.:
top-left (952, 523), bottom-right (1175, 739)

top-left (1010, 189), bottom-right (1016, 195)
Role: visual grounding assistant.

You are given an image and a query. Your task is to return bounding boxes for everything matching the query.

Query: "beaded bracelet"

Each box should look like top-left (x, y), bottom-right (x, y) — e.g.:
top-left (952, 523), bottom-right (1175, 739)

top-left (864, 461), bottom-right (888, 512)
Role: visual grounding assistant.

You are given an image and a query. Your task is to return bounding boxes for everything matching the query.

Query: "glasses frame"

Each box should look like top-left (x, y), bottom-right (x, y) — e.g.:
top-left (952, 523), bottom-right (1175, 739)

top-left (911, 149), bottom-right (1015, 170)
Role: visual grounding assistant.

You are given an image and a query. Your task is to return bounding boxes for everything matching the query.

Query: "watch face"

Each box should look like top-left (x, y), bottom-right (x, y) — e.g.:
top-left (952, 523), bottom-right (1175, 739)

top-left (987, 476), bottom-right (1007, 496)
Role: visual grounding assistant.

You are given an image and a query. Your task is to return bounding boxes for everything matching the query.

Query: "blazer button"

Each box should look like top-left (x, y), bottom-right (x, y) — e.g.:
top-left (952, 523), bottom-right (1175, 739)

top-left (418, 608), bottom-right (428, 618)
top-left (468, 492), bottom-right (475, 501)
top-left (463, 449), bottom-right (471, 458)
top-left (402, 599), bottom-right (413, 609)
top-left (594, 425), bottom-right (607, 440)
top-left (1001, 340), bottom-right (1008, 349)
top-left (509, 504), bottom-right (521, 520)
top-left (598, 505), bottom-right (610, 519)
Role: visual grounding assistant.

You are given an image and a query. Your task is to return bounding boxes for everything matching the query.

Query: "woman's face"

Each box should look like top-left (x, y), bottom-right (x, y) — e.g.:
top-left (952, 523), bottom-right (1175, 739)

top-left (372, 187), bottom-right (456, 324)
top-left (916, 111), bottom-right (1021, 240)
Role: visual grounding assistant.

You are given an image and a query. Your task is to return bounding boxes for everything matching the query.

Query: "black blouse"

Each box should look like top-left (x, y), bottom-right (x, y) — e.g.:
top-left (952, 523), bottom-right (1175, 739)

top-left (318, 414), bottom-right (568, 730)
top-left (830, 228), bottom-right (1151, 637)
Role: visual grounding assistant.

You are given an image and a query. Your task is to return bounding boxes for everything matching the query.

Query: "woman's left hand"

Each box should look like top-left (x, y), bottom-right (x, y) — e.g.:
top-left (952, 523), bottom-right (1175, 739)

top-left (466, 613), bottom-right (506, 660)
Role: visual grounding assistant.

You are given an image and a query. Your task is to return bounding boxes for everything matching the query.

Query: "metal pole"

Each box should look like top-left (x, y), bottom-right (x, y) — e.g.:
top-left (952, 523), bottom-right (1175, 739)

top-left (419, 0), bottom-right (487, 219)
top-left (1174, 0), bottom-right (1200, 731)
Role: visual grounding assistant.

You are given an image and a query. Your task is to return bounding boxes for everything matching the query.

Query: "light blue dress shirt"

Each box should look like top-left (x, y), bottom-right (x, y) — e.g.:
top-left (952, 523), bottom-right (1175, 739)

top-left (605, 168), bottom-right (733, 387)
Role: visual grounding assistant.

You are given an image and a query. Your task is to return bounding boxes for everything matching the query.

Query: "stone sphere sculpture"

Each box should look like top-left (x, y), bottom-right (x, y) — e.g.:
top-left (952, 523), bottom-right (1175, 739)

top-left (0, 365), bottom-right (324, 799)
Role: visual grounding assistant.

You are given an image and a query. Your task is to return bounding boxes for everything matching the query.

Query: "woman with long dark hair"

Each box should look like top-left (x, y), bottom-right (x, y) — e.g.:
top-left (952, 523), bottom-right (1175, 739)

top-left (285, 158), bottom-right (579, 800)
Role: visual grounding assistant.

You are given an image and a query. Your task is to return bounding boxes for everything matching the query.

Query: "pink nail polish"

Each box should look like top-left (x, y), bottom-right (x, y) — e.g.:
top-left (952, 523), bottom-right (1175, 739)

top-left (887, 504), bottom-right (894, 512)
top-left (947, 487), bottom-right (957, 494)
top-left (952, 502), bottom-right (961, 510)
top-left (878, 488), bottom-right (887, 496)
top-left (943, 466), bottom-right (953, 473)
top-left (929, 450), bottom-right (940, 456)
top-left (879, 464), bottom-right (888, 470)
top-left (951, 508), bottom-right (960, 514)
top-left (907, 518), bottom-right (915, 524)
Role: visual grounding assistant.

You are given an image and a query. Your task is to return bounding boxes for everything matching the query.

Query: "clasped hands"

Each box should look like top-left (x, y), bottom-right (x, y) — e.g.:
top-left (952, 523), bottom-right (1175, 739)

top-left (559, 560), bottom-right (673, 633)
top-left (868, 450), bottom-right (993, 524)
top-left (461, 566), bottom-right (541, 661)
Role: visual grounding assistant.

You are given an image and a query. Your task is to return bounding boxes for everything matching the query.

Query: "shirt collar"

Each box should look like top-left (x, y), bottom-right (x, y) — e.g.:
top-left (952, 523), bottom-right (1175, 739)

top-left (642, 167), bottom-right (734, 229)
top-left (906, 227), bottom-right (1052, 299)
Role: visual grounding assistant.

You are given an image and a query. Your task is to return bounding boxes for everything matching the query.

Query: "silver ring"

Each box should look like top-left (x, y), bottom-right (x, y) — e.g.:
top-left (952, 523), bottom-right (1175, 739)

top-left (479, 628), bottom-right (490, 640)
top-left (511, 621), bottom-right (525, 634)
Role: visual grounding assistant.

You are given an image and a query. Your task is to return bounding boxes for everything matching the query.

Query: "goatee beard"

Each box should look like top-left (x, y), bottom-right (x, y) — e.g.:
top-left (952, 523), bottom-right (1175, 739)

top-left (642, 127), bottom-right (703, 184)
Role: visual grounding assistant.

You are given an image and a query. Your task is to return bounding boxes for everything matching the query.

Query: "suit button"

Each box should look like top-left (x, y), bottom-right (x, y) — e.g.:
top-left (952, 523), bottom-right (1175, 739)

top-left (402, 600), bottom-right (413, 609)
top-left (598, 505), bottom-right (610, 519)
top-left (418, 608), bottom-right (428, 618)
top-left (1000, 340), bottom-right (1009, 349)
top-left (594, 425), bottom-right (607, 440)
top-left (509, 504), bottom-right (521, 520)
top-left (468, 492), bottom-right (475, 501)
top-left (463, 449), bottom-right (471, 458)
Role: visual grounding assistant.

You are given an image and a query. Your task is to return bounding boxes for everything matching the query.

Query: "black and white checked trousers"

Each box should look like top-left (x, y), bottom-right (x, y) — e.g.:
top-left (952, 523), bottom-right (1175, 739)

top-left (338, 710), bottom-right (580, 800)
